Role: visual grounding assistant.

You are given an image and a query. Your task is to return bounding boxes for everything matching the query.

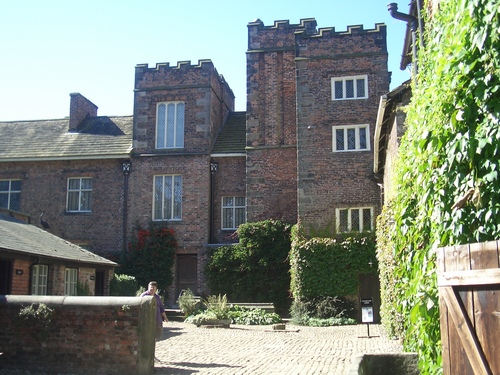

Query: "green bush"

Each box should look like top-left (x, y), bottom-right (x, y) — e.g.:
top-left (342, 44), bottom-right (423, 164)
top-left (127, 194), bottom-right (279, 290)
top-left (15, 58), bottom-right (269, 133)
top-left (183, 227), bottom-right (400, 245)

top-left (228, 305), bottom-right (281, 325)
top-left (119, 223), bottom-right (177, 295)
top-left (177, 289), bottom-right (200, 318)
top-left (289, 297), bottom-right (355, 326)
top-left (202, 294), bottom-right (230, 320)
top-left (205, 220), bottom-right (292, 314)
top-left (109, 273), bottom-right (139, 296)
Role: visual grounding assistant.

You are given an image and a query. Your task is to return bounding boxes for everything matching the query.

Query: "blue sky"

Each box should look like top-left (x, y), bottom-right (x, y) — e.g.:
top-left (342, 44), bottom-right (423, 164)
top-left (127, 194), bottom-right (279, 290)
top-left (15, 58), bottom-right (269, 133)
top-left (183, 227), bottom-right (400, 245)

top-left (0, 0), bottom-right (411, 121)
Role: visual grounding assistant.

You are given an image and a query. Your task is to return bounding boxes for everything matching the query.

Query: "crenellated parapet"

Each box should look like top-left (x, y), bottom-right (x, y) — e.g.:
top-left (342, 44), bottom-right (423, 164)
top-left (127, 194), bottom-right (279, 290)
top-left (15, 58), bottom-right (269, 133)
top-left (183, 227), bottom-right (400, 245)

top-left (134, 59), bottom-right (224, 90)
top-left (295, 23), bottom-right (387, 57)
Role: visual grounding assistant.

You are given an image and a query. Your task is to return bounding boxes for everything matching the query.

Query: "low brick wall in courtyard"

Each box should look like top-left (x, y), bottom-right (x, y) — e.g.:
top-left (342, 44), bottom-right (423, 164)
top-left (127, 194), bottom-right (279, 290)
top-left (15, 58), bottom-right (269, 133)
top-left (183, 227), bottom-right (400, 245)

top-left (0, 295), bottom-right (157, 375)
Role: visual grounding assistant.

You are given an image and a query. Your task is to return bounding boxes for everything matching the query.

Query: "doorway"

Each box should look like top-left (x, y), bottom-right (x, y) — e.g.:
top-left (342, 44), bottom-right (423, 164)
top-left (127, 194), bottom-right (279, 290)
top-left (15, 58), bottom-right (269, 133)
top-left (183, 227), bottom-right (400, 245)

top-left (0, 260), bottom-right (12, 294)
top-left (176, 255), bottom-right (197, 296)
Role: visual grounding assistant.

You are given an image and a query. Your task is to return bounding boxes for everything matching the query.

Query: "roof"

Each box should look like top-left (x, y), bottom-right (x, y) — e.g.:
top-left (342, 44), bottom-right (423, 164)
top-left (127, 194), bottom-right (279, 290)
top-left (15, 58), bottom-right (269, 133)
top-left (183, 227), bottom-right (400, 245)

top-left (0, 213), bottom-right (117, 267)
top-left (374, 80), bottom-right (412, 174)
top-left (0, 116), bottom-right (133, 162)
top-left (211, 111), bottom-right (246, 155)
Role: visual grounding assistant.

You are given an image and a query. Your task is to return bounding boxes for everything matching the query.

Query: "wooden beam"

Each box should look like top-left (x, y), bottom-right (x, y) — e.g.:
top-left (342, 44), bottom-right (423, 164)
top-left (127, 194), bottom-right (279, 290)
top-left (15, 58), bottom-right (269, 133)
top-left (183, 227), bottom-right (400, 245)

top-left (438, 269), bottom-right (500, 287)
top-left (440, 286), bottom-right (492, 375)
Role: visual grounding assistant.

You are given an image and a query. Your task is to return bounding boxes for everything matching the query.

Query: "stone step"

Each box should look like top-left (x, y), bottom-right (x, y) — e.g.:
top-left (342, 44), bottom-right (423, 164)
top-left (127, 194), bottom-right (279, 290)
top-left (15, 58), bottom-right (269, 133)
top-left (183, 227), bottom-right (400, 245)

top-left (166, 308), bottom-right (184, 322)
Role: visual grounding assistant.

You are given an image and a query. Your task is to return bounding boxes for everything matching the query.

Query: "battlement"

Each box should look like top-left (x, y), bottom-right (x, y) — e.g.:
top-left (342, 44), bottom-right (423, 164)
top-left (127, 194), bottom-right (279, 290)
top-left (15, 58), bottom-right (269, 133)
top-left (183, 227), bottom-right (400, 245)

top-left (248, 18), bottom-right (318, 33)
top-left (296, 22), bottom-right (386, 38)
top-left (135, 59), bottom-right (214, 72)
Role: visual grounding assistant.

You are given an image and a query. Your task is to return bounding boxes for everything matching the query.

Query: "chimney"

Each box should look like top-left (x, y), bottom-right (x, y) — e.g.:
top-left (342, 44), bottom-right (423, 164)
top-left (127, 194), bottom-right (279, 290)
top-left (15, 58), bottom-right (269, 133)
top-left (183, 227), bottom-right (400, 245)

top-left (69, 93), bottom-right (98, 131)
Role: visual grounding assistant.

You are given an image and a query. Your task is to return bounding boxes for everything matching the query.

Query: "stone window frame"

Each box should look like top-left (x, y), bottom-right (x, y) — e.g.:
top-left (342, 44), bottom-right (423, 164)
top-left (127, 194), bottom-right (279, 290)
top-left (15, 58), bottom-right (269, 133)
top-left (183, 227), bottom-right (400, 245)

top-left (331, 75), bottom-right (368, 100)
top-left (336, 207), bottom-right (374, 233)
top-left (66, 177), bottom-right (93, 213)
top-left (155, 101), bottom-right (185, 149)
top-left (64, 268), bottom-right (78, 296)
top-left (0, 179), bottom-right (21, 211)
top-left (221, 196), bottom-right (246, 230)
top-left (153, 174), bottom-right (182, 221)
top-left (31, 264), bottom-right (49, 295)
top-left (332, 124), bottom-right (370, 152)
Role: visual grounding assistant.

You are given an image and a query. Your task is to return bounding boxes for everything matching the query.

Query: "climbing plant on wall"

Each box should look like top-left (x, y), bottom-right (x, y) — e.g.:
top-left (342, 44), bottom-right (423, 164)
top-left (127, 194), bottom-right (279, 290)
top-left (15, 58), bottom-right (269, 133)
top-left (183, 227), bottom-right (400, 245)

top-left (382, 0), bottom-right (500, 373)
top-left (119, 223), bottom-right (177, 295)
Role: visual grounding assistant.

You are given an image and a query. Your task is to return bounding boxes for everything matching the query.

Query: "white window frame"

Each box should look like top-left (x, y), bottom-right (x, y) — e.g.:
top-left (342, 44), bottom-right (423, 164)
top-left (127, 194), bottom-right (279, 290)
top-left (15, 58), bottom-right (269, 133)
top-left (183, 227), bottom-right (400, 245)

top-left (153, 175), bottom-right (182, 221)
top-left (336, 207), bottom-right (374, 233)
top-left (222, 196), bottom-right (246, 230)
top-left (67, 177), bottom-right (93, 212)
top-left (64, 268), bottom-right (78, 296)
top-left (331, 75), bottom-right (368, 100)
top-left (332, 124), bottom-right (370, 152)
top-left (156, 101), bottom-right (185, 149)
top-left (0, 179), bottom-right (21, 211)
top-left (31, 264), bottom-right (48, 295)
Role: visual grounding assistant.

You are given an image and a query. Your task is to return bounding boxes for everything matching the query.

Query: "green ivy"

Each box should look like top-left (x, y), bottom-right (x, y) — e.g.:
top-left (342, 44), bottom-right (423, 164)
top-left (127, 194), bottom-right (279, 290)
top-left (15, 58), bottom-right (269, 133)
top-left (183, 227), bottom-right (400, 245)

top-left (290, 228), bottom-right (377, 301)
top-left (381, 0), bottom-right (500, 373)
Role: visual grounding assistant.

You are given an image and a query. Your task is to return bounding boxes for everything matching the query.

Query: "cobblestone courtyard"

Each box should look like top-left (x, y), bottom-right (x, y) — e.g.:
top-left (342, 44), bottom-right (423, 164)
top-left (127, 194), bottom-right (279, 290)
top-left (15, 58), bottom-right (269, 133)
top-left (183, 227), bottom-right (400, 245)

top-left (154, 322), bottom-right (403, 375)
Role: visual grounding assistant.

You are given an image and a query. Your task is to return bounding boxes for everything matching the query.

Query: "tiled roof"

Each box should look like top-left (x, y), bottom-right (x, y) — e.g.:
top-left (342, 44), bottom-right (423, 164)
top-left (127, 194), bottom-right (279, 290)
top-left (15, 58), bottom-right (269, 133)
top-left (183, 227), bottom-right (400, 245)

top-left (0, 116), bottom-right (133, 161)
top-left (211, 111), bottom-right (246, 155)
top-left (0, 213), bottom-right (117, 266)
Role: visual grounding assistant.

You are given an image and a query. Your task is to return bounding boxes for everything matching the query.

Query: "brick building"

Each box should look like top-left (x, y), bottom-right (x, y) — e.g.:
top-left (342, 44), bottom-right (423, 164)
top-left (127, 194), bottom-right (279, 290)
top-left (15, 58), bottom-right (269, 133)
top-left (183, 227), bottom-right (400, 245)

top-left (0, 18), bottom-right (389, 304)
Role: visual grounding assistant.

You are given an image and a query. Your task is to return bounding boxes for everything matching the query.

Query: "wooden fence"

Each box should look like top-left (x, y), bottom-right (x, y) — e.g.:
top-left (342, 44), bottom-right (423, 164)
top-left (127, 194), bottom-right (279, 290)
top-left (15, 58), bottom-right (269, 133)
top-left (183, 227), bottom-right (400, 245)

top-left (437, 240), bottom-right (500, 375)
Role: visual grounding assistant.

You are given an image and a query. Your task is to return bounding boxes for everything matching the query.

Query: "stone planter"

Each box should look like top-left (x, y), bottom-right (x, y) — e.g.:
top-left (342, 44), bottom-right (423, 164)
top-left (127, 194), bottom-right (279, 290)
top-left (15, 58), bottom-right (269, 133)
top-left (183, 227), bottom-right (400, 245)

top-left (196, 319), bottom-right (231, 328)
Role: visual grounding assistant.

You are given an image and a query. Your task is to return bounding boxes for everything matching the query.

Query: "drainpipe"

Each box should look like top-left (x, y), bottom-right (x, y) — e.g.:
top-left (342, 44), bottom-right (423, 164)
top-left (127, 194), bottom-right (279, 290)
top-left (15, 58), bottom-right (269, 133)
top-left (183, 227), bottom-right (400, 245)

top-left (387, 2), bottom-right (419, 83)
top-left (209, 161), bottom-right (218, 244)
top-left (121, 160), bottom-right (132, 261)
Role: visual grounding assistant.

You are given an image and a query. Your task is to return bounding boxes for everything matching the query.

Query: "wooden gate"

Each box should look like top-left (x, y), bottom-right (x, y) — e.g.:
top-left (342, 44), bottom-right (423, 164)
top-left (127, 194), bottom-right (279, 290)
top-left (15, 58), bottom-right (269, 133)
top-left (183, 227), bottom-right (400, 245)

top-left (437, 240), bottom-right (500, 375)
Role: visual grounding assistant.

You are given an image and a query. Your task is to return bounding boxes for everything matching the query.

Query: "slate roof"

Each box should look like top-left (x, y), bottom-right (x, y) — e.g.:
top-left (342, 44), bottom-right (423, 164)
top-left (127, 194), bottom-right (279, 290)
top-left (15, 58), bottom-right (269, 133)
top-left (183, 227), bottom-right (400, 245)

top-left (0, 116), bottom-right (133, 161)
top-left (0, 213), bottom-right (117, 266)
top-left (211, 111), bottom-right (246, 155)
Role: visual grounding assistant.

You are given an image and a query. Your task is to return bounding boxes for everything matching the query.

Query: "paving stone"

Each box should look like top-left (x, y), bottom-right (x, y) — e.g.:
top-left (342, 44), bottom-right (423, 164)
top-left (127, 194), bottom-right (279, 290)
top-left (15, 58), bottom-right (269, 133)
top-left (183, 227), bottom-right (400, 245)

top-left (154, 322), bottom-right (403, 374)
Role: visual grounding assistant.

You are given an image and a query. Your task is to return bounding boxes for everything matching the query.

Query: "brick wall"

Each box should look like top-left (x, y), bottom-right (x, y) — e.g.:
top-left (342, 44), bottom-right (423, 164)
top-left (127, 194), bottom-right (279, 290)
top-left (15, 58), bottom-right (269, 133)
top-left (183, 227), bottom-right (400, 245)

top-left (69, 93), bottom-right (98, 131)
top-left (10, 259), bottom-right (30, 295)
top-left (0, 159), bottom-right (126, 258)
top-left (0, 295), bottom-right (156, 375)
top-left (295, 24), bottom-right (389, 231)
top-left (211, 156), bottom-right (246, 243)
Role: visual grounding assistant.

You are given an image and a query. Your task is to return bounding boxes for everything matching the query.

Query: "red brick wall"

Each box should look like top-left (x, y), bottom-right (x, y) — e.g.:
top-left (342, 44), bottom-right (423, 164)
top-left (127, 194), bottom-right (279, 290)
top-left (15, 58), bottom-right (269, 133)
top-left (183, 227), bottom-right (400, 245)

top-left (0, 159), bottom-right (126, 258)
top-left (0, 295), bottom-right (156, 375)
top-left (10, 259), bottom-right (30, 294)
top-left (295, 24), bottom-right (389, 231)
top-left (211, 156), bottom-right (246, 243)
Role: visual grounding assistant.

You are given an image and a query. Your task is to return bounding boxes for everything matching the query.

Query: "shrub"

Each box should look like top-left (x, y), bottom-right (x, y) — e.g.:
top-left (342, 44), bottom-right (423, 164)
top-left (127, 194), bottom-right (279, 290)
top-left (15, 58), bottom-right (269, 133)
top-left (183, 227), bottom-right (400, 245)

top-left (202, 294), bottom-right (230, 320)
top-left (228, 305), bottom-right (282, 325)
top-left (178, 289), bottom-right (200, 318)
top-left (289, 296), bottom-right (355, 326)
top-left (110, 273), bottom-right (139, 296)
top-left (205, 220), bottom-right (292, 314)
top-left (119, 223), bottom-right (177, 295)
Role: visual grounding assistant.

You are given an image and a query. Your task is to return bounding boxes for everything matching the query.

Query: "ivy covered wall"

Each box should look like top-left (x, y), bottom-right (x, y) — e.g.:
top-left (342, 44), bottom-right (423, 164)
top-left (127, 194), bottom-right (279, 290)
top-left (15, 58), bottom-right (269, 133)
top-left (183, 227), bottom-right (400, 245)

top-left (377, 0), bottom-right (500, 373)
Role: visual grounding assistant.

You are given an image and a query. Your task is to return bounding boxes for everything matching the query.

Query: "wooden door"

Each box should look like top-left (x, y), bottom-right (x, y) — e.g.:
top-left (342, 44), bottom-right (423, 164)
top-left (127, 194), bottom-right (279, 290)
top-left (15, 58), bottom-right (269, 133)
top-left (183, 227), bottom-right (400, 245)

top-left (176, 255), bottom-right (197, 296)
top-left (438, 241), bottom-right (500, 375)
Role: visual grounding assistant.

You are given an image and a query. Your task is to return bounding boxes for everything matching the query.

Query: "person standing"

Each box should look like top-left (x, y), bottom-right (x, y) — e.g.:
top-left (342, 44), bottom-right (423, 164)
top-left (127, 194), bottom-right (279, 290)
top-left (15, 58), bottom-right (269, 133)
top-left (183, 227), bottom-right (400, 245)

top-left (141, 281), bottom-right (168, 341)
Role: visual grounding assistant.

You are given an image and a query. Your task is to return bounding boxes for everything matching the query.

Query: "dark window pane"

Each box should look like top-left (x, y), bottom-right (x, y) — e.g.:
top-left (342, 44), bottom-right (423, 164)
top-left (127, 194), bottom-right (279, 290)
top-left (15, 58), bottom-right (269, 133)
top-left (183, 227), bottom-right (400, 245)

top-left (336, 129), bottom-right (345, 150)
top-left (334, 81), bottom-right (343, 99)
top-left (359, 127), bottom-right (367, 149)
top-left (347, 128), bottom-right (356, 149)
top-left (356, 78), bottom-right (366, 97)
top-left (345, 80), bottom-right (354, 98)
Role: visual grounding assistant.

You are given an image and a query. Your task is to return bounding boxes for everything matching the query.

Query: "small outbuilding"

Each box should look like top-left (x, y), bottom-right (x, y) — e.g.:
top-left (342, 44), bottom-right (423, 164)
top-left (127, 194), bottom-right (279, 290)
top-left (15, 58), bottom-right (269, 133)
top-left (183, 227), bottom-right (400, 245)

top-left (0, 209), bottom-right (116, 296)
